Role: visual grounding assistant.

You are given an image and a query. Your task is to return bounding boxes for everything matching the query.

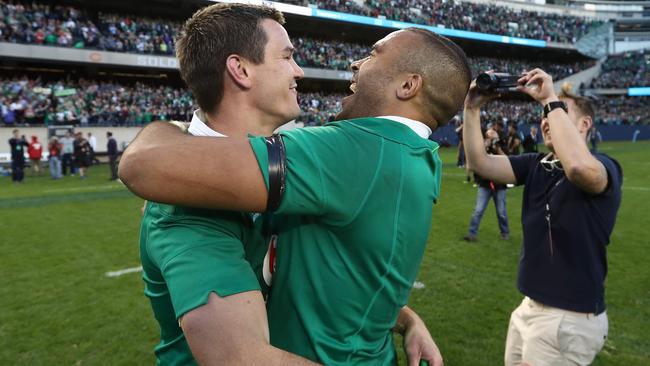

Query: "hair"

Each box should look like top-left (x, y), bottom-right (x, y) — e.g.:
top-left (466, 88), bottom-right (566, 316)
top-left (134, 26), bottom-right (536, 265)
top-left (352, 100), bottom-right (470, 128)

top-left (398, 28), bottom-right (472, 126)
top-left (558, 83), bottom-right (595, 120)
top-left (176, 3), bottom-right (285, 115)
top-left (107, 132), bottom-right (113, 137)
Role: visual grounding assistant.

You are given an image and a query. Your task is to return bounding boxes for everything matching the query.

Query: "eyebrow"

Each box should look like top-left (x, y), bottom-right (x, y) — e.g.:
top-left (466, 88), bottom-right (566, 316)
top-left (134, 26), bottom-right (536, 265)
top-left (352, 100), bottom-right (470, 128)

top-left (282, 46), bottom-right (295, 53)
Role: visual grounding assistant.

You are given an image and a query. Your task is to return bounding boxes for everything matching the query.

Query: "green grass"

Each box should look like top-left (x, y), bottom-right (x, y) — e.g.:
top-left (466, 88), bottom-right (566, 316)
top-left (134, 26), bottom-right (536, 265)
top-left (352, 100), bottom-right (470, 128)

top-left (1, 141), bottom-right (648, 365)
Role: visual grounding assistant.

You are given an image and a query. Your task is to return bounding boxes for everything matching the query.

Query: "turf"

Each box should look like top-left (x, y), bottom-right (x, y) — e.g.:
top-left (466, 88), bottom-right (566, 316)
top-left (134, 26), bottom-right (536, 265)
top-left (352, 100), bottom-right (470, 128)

top-left (1, 141), bottom-right (648, 365)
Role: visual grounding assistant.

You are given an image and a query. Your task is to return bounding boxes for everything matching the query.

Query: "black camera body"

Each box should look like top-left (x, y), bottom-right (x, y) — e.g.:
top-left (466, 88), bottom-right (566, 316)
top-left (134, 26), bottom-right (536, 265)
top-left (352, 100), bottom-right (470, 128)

top-left (476, 73), bottom-right (520, 93)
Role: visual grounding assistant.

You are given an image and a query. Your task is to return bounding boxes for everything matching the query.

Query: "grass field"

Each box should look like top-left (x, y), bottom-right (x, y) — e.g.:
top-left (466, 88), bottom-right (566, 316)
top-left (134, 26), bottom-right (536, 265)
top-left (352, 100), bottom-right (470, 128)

top-left (1, 141), bottom-right (648, 365)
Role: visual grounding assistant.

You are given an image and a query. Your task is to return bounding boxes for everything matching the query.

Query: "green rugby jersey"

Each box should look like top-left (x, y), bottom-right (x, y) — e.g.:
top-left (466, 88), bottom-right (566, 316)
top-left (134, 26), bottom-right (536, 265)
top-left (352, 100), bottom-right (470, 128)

top-left (249, 117), bottom-right (442, 365)
top-left (139, 112), bottom-right (265, 365)
top-left (140, 203), bottom-right (263, 365)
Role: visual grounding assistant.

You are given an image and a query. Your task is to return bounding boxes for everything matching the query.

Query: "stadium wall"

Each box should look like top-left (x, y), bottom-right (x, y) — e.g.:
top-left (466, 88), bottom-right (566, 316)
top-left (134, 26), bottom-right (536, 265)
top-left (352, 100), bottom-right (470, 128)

top-left (0, 43), bottom-right (352, 81)
top-left (430, 124), bottom-right (650, 146)
top-left (0, 127), bottom-right (139, 160)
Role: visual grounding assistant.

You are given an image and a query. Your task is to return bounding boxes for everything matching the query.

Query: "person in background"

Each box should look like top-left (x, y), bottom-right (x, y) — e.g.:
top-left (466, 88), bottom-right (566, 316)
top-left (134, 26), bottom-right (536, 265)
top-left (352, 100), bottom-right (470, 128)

top-left (73, 132), bottom-right (92, 179)
top-left (463, 128), bottom-right (510, 242)
top-left (506, 124), bottom-right (521, 156)
top-left (60, 131), bottom-right (75, 176)
top-left (8, 129), bottom-right (28, 183)
top-left (28, 135), bottom-right (43, 175)
top-left (48, 136), bottom-right (62, 179)
top-left (522, 125), bottom-right (539, 153)
top-left (88, 132), bottom-right (100, 164)
top-left (107, 131), bottom-right (118, 181)
top-left (588, 125), bottom-right (601, 152)
top-left (463, 69), bottom-right (622, 366)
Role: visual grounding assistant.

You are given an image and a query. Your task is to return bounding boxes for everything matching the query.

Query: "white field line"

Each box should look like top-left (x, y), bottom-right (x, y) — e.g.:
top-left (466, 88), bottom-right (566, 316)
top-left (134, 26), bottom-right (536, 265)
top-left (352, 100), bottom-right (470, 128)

top-left (106, 266), bottom-right (143, 278)
top-left (624, 186), bottom-right (650, 191)
top-left (44, 184), bottom-right (123, 194)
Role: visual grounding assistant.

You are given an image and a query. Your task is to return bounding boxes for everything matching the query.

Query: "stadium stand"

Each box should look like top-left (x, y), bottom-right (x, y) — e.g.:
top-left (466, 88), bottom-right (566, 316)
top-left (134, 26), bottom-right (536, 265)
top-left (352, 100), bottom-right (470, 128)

top-left (590, 49), bottom-right (650, 89)
top-left (280, 0), bottom-right (602, 43)
top-left (0, 77), bottom-right (195, 126)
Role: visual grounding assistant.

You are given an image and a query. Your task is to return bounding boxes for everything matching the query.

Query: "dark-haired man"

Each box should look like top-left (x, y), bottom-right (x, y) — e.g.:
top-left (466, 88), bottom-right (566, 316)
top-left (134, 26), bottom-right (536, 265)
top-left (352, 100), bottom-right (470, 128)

top-left (463, 70), bottom-right (622, 366)
top-left (8, 129), bottom-right (28, 183)
top-left (126, 3), bottom-right (448, 366)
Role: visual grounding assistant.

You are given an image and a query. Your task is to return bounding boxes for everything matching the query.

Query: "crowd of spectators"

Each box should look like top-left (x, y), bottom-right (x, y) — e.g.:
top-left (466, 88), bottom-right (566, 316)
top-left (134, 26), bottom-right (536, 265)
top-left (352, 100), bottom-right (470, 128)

top-left (595, 96), bottom-right (650, 125)
top-left (0, 1), bottom-right (179, 55)
top-left (0, 76), bottom-right (195, 126)
top-left (287, 0), bottom-right (602, 43)
top-left (590, 50), bottom-right (650, 89)
top-left (0, 0), bottom-right (595, 78)
top-left (297, 92), bottom-right (345, 126)
top-left (1, 0), bottom-right (603, 57)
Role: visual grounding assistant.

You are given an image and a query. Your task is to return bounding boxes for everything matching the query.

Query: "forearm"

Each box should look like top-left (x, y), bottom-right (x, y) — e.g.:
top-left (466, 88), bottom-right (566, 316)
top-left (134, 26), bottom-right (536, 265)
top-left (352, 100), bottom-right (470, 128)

top-left (462, 108), bottom-right (488, 172)
top-left (118, 122), bottom-right (267, 211)
top-left (462, 108), bottom-right (515, 184)
top-left (545, 107), bottom-right (607, 193)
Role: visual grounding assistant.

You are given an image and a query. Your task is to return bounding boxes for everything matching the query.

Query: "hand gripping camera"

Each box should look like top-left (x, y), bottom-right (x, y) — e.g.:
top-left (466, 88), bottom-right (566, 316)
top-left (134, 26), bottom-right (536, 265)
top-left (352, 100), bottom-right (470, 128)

top-left (476, 73), bottom-right (520, 93)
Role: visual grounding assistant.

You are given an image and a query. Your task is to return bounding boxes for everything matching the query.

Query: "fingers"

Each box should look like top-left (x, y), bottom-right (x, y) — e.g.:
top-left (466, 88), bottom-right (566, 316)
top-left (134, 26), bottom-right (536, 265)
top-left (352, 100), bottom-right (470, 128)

top-left (407, 352), bottom-right (420, 366)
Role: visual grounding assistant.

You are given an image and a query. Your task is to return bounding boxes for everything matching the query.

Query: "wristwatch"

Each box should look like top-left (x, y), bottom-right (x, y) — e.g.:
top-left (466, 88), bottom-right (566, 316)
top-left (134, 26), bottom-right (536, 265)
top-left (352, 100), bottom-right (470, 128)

top-left (543, 101), bottom-right (568, 118)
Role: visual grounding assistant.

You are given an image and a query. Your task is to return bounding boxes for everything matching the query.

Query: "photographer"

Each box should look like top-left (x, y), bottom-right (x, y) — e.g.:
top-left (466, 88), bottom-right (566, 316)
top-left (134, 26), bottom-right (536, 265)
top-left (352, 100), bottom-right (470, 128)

top-left (463, 69), bottom-right (622, 366)
top-left (463, 127), bottom-right (510, 242)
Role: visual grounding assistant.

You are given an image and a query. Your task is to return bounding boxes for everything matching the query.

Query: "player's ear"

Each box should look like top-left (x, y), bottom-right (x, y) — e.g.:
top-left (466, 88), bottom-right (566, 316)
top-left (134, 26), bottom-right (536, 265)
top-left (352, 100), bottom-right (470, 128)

top-left (225, 54), bottom-right (253, 89)
top-left (396, 74), bottom-right (422, 101)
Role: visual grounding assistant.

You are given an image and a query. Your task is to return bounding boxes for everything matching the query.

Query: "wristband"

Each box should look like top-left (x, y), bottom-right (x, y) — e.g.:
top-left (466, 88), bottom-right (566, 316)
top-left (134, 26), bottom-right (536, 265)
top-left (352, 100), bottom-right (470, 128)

top-left (543, 101), bottom-right (568, 118)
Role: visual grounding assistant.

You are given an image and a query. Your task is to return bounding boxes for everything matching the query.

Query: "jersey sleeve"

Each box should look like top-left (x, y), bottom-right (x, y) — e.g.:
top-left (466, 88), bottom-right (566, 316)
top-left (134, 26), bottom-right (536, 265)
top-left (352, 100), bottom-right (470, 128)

top-left (144, 205), bottom-right (260, 319)
top-left (249, 126), bottom-right (374, 221)
top-left (508, 153), bottom-right (543, 186)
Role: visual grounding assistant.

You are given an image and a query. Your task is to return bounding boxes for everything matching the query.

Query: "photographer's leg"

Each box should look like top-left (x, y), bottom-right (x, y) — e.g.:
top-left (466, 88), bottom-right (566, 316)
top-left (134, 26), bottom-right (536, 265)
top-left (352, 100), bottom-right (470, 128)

top-left (495, 188), bottom-right (509, 239)
top-left (467, 186), bottom-right (490, 239)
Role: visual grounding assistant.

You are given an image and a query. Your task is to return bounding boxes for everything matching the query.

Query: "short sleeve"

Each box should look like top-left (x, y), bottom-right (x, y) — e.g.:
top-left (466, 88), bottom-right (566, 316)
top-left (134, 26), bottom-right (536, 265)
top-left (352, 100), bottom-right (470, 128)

top-left (508, 153), bottom-right (543, 186)
top-left (249, 126), bottom-right (375, 220)
top-left (594, 154), bottom-right (623, 197)
top-left (161, 240), bottom-right (260, 319)
top-left (145, 205), bottom-right (260, 319)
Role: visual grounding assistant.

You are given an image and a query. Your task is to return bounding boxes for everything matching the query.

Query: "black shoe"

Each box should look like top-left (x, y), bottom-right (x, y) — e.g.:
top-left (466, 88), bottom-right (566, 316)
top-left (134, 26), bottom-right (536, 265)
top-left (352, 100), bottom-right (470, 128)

top-left (463, 235), bottom-right (477, 242)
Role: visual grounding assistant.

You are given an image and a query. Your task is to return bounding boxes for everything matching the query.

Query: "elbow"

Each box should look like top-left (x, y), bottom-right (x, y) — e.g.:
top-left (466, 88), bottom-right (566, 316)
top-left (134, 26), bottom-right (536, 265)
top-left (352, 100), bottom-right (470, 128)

top-left (118, 145), bottom-right (149, 199)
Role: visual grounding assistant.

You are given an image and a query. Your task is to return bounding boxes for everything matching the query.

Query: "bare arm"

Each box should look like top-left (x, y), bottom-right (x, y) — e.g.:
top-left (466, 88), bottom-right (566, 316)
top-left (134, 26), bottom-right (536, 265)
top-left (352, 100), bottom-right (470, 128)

top-left (462, 79), bottom-right (517, 185)
top-left (394, 306), bottom-right (443, 366)
top-left (182, 291), bottom-right (319, 365)
top-left (118, 122), bottom-right (268, 211)
top-left (516, 69), bottom-right (608, 194)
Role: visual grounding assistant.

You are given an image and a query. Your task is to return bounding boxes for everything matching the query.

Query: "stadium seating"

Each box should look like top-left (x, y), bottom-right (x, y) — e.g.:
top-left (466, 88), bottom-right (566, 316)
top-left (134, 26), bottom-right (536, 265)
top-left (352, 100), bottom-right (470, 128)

top-left (591, 50), bottom-right (650, 89)
top-left (282, 0), bottom-right (602, 43)
top-left (0, 0), bottom-right (601, 51)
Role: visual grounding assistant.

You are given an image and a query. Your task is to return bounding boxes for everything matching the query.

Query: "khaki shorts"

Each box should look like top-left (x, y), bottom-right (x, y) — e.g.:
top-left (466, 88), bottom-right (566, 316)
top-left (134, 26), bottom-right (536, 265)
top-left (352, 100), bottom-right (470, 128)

top-left (505, 297), bottom-right (608, 366)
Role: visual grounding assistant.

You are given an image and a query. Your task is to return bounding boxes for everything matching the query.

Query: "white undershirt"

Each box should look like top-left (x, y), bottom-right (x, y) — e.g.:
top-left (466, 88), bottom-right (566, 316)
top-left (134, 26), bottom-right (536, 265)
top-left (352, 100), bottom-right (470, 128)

top-left (188, 110), bottom-right (227, 137)
top-left (188, 110), bottom-right (431, 139)
top-left (377, 115), bottom-right (432, 139)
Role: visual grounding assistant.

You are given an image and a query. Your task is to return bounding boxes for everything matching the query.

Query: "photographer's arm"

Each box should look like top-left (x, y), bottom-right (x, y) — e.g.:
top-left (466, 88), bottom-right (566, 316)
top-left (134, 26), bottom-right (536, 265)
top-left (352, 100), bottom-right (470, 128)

top-left (118, 122), bottom-right (268, 211)
top-left (462, 80), bottom-right (517, 184)
top-left (517, 69), bottom-right (607, 194)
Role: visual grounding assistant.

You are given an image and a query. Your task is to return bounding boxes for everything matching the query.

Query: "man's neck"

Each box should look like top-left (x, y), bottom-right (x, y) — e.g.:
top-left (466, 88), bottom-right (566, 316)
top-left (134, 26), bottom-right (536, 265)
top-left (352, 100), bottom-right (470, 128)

top-left (204, 98), bottom-right (278, 137)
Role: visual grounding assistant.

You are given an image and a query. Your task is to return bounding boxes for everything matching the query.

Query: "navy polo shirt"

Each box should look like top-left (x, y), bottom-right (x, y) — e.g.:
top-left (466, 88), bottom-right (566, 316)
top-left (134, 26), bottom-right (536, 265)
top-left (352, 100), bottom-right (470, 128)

top-left (509, 152), bottom-right (622, 313)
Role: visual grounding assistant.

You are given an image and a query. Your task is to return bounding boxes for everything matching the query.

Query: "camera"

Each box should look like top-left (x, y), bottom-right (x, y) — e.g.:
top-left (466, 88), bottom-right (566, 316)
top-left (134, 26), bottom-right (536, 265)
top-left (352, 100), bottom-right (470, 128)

top-left (476, 73), bottom-right (520, 93)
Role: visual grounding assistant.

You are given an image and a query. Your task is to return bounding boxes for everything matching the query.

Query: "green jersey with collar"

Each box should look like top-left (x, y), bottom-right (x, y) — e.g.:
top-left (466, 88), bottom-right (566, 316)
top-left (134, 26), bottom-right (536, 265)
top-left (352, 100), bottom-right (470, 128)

top-left (249, 117), bottom-right (442, 365)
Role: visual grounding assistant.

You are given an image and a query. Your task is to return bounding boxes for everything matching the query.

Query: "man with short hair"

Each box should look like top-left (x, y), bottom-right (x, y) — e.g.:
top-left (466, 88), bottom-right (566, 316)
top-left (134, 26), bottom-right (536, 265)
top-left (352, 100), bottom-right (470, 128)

top-left (8, 129), bottom-right (28, 183)
top-left (121, 15), bottom-right (471, 365)
top-left (463, 69), bottom-right (622, 366)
